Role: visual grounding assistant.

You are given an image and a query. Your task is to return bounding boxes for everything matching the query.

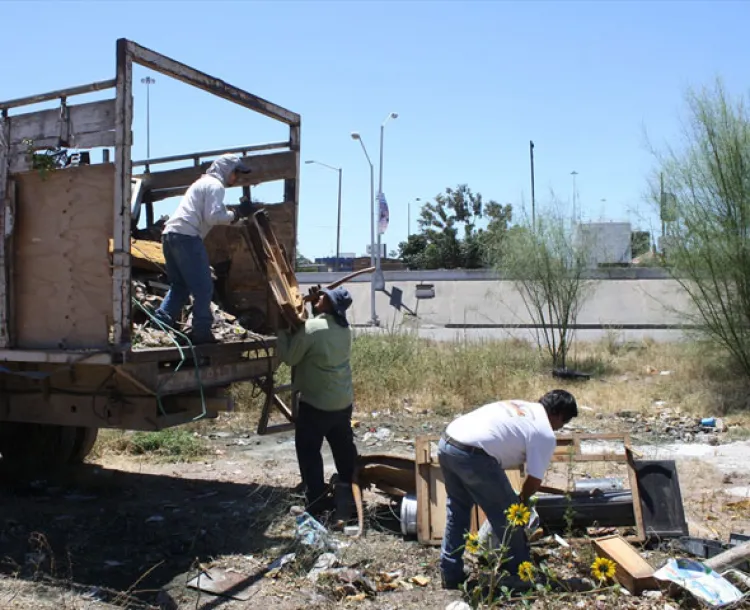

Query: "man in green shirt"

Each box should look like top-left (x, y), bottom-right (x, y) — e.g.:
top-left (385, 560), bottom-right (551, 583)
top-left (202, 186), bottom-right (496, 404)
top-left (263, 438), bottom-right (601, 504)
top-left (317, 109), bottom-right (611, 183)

top-left (278, 287), bottom-right (357, 520)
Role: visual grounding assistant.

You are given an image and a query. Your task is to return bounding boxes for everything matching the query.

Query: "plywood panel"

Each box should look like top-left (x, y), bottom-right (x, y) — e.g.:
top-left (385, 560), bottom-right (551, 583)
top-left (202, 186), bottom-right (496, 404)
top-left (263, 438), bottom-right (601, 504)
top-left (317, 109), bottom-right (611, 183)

top-left (14, 164), bottom-right (114, 349)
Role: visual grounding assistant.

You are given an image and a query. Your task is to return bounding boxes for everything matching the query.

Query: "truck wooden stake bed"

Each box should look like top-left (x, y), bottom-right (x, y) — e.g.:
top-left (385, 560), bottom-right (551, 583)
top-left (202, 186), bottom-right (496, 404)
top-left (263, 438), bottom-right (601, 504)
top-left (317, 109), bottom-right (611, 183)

top-left (0, 39), bottom-right (300, 469)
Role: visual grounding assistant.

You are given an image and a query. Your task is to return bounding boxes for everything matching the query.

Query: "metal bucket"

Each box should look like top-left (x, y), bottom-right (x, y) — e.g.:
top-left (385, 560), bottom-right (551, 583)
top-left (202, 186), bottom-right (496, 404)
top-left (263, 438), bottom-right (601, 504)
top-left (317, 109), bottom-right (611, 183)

top-left (400, 494), bottom-right (418, 536)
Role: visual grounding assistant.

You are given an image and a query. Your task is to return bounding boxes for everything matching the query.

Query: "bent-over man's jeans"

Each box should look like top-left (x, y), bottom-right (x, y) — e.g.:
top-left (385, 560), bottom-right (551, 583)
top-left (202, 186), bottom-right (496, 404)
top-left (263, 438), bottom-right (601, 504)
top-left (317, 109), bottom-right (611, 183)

top-left (438, 437), bottom-right (531, 586)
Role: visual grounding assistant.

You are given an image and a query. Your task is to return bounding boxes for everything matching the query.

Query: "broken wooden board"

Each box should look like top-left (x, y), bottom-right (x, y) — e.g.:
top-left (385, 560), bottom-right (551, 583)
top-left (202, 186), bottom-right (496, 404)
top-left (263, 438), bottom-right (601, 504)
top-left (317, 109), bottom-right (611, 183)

top-left (593, 534), bottom-right (659, 594)
top-left (108, 237), bottom-right (165, 272)
top-left (242, 209), bottom-right (306, 330)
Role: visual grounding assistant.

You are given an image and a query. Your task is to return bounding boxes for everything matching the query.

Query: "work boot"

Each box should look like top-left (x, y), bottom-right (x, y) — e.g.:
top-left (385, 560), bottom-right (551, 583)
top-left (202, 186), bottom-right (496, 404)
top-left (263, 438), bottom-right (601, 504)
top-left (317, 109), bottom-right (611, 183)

top-left (333, 482), bottom-right (354, 525)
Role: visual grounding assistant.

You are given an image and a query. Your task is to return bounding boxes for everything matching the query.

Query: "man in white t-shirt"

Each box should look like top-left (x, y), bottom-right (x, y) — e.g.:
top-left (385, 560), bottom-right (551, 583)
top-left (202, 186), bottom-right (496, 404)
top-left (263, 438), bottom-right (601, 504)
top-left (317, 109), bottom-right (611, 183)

top-left (438, 389), bottom-right (578, 589)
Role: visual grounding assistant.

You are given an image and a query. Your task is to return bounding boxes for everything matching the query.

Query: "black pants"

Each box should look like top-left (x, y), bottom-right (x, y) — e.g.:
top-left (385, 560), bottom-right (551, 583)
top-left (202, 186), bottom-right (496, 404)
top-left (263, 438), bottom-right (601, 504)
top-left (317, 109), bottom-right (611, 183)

top-left (295, 401), bottom-right (357, 508)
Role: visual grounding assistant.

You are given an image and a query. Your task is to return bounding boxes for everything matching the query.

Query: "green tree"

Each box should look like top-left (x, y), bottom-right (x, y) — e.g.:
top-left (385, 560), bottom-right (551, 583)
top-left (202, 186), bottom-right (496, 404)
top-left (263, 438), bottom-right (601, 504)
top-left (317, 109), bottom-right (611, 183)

top-left (491, 208), bottom-right (595, 370)
top-left (653, 81), bottom-right (750, 377)
top-left (397, 184), bottom-right (512, 269)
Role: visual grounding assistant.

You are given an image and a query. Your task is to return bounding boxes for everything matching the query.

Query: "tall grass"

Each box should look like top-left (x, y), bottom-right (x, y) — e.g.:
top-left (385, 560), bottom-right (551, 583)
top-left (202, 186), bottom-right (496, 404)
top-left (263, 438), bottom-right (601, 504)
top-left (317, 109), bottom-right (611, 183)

top-left (229, 332), bottom-right (750, 420)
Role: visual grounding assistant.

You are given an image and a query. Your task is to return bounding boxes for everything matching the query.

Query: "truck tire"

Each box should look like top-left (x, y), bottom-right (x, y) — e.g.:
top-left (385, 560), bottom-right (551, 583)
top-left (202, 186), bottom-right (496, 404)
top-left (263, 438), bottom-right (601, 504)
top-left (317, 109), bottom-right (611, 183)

top-left (68, 427), bottom-right (99, 464)
top-left (0, 423), bottom-right (78, 472)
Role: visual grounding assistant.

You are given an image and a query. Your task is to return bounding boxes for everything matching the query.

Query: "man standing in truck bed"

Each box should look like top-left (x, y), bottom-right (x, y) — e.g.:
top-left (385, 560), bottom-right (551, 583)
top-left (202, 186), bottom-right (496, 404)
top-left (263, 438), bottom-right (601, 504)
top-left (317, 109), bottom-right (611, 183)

top-left (155, 153), bottom-right (253, 344)
top-left (278, 287), bottom-right (357, 522)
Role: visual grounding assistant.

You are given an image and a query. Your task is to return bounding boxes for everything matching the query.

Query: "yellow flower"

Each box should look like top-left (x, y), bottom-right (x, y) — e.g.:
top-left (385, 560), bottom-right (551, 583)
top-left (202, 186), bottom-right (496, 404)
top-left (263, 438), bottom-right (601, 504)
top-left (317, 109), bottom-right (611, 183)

top-left (518, 561), bottom-right (535, 582)
top-left (465, 532), bottom-right (480, 554)
top-left (591, 557), bottom-right (617, 581)
top-left (506, 503), bottom-right (531, 527)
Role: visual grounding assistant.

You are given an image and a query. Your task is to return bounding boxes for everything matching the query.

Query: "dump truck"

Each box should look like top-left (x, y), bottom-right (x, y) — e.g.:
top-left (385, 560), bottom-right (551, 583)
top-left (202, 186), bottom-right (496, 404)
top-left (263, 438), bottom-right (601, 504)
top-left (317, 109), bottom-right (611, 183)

top-left (0, 39), bottom-right (301, 469)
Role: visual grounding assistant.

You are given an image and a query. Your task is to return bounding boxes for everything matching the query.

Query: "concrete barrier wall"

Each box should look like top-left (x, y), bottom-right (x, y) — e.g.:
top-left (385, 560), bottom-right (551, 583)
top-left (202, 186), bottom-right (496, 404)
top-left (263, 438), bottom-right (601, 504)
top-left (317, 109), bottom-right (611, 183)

top-left (297, 270), bottom-right (693, 329)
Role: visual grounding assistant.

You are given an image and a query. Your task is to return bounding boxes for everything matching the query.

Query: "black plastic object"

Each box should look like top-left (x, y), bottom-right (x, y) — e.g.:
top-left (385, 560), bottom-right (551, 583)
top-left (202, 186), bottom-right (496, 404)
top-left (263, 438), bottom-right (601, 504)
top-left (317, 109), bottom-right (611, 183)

top-left (535, 490), bottom-right (635, 530)
top-left (552, 368), bottom-right (591, 381)
top-left (633, 460), bottom-right (689, 539)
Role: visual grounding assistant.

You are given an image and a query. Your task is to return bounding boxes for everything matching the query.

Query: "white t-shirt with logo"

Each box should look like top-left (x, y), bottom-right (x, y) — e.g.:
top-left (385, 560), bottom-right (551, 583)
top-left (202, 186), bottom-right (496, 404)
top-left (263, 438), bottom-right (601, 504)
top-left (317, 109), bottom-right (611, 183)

top-left (444, 400), bottom-right (556, 479)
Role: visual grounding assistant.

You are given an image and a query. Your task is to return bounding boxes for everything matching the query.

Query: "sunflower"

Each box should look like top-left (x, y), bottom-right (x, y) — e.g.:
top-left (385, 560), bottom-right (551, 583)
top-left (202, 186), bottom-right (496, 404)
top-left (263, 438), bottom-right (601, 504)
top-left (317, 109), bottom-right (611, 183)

top-left (505, 503), bottom-right (531, 527)
top-left (518, 561), bottom-right (535, 582)
top-left (590, 557), bottom-right (617, 581)
top-left (465, 532), bottom-right (480, 554)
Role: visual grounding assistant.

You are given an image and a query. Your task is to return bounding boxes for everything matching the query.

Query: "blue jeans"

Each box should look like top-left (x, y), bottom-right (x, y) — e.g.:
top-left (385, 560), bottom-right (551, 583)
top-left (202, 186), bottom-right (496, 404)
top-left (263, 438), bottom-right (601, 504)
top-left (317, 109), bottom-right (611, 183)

top-left (155, 233), bottom-right (214, 338)
top-left (438, 437), bottom-right (531, 584)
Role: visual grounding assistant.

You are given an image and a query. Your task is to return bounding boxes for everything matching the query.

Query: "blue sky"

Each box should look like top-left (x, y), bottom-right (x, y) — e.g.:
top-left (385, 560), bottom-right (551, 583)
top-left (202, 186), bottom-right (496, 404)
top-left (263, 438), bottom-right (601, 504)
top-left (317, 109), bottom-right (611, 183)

top-left (1, 0), bottom-right (748, 259)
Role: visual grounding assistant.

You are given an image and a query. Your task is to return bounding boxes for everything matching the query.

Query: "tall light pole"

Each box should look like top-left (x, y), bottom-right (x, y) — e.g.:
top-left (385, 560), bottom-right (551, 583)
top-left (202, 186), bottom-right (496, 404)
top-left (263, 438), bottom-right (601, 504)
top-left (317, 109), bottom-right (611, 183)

top-left (351, 132), bottom-right (378, 326)
top-left (305, 160), bottom-right (343, 271)
top-left (376, 112), bottom-right (398, 290)
top-left (570, 170), bottom-right (579, 223)
top-left (530, 140), bottom-right (536, 230)
top-left (408, 197), bottom-right (421, 238)
top-left (141, 76), bottom-right (155, 161)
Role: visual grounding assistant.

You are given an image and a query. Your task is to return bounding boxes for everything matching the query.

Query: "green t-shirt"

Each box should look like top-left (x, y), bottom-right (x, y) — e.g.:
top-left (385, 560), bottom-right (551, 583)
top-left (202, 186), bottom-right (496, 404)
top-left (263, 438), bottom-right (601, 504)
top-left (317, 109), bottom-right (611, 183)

top-left (277, 314), bottom-right (353, 411)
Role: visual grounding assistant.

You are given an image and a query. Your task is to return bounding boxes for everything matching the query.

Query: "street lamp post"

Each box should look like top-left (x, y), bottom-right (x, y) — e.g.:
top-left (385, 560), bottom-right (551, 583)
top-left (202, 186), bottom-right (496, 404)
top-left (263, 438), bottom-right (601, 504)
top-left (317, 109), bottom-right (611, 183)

top-left (305, 160), bottom-right (343, 271)
top-left (376, 113), bottom-right (398, 289)
top-left (140, 76), bottom-right (155, 163)
top-left (351, 132), bottom-right (378, 326)
top-left (570, 170), bottom-right (579, 222)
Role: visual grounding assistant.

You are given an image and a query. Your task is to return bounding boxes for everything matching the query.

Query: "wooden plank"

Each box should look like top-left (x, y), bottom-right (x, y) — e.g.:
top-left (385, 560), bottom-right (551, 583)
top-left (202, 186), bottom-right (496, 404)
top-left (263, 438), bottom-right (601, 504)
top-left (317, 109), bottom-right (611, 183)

top-left (0, 79), bottom-right (116, 112)
top-left (8, 132), bottom-right (117, 174)
top-left (0, 392), bottom-right (226, 430)
top-left (13, 164), bottom-right (114, 349)
top-left (286, 124), bottom-right (300, 266)
top-left (125, 39), bottom-right (300, 125)
top-left (124, 336), bottom-right (276, 363)
top-left (0, 114), bottom-right (10, 347)
top-left (625, 444), bottom-right (647, 542)
top-left (550, 453), bottom-right (628, 463)
top-left (8, 99), bottom-right (116, 146)
top-left (141, 150), bottom-right (297, 196)
top-left (415, 436), bottom-right (435, 544)
top-left (113, 39), bottom-right (133, 347)
top-left (592, 535), bottom-right (658, 594)
top-left (132, 141), bottom-right (290, 168)
top-left (155, 359), bottom-right (275, 395)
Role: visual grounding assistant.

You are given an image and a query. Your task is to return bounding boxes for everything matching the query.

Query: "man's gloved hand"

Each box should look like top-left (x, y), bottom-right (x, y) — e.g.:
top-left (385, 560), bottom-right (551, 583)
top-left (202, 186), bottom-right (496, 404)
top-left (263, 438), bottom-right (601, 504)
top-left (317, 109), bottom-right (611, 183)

top-left (236, 196), bottom-right (253, 219)
top-left (307, 284), bottom-right (322, 301)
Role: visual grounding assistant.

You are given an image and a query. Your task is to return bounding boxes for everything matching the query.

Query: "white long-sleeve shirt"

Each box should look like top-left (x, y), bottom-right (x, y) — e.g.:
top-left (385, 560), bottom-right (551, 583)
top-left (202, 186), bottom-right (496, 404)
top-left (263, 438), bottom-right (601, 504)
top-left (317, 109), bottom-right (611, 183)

top-left (162, 174), bottom-right (237, 239)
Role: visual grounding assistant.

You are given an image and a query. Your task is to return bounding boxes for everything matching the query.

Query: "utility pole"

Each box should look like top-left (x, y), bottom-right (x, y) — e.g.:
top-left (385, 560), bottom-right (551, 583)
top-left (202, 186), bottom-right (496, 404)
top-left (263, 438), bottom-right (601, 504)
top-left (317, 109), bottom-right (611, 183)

top-left (530, 140), bottom-right (536, 230)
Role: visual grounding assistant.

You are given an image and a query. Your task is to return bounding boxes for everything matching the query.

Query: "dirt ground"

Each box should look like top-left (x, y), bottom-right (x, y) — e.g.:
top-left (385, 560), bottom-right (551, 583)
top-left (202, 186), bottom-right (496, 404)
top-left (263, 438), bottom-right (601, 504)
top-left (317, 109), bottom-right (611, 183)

top-left (2, 409), bottom-right (750, 609)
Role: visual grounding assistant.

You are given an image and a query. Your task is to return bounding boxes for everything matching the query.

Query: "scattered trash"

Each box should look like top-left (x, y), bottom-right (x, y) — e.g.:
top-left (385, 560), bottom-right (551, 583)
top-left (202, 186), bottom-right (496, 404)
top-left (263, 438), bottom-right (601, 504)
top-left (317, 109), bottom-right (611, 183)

top-left (446, 602), bottom-right (472, 610)
top-left (145, 515), bottom-right (164, 524)
top-left (132, 280), bottom-right (250, 347)
top-left (295, 511), bottom-right (343, 552)
top-left (343, 525), bottom-right (360, 537)
top-left (307, 552), bottom-right (339, 581)
top-left (265, 553), bottom-right (296, 578)
top-left (362, 427), bottom-right (393, 445)
top-left (702, 417), bottom-right (717, 428)
top-left (654, 558), bottom-right (744, 607)
top-left (186, 567), bottom-right (259, 601)
top-left (409, 575), bottom-right (430, 587)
